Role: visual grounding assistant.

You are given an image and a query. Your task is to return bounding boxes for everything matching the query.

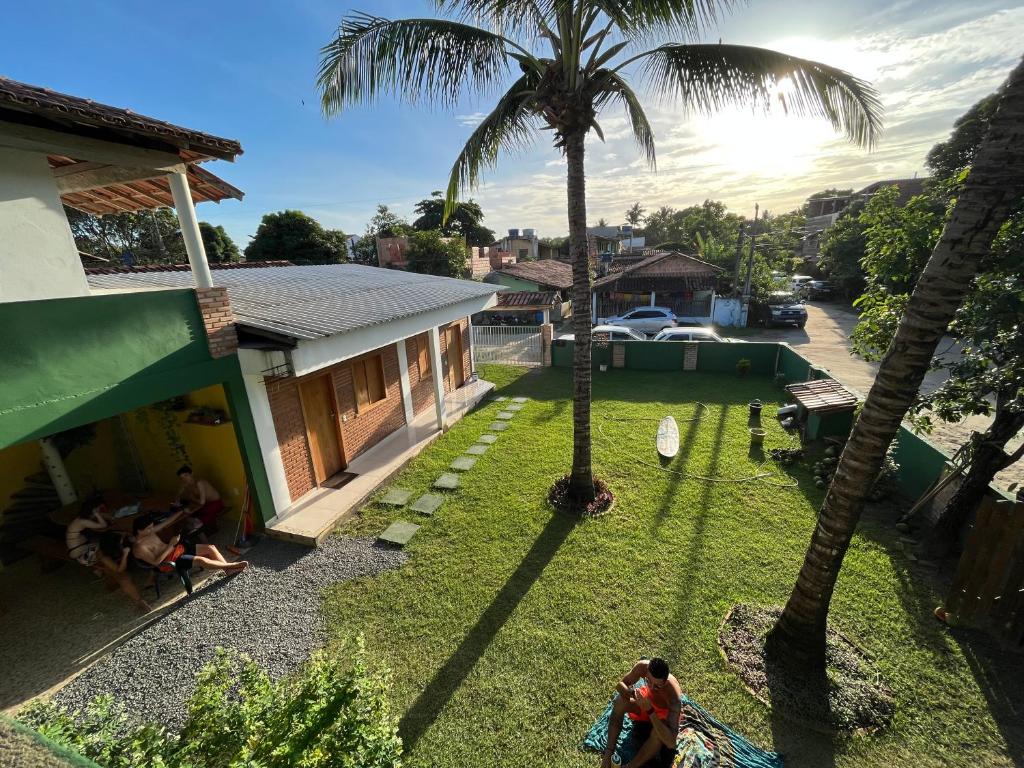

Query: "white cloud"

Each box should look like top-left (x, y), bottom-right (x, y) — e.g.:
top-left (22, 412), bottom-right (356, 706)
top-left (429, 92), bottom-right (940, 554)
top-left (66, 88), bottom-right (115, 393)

top-left (455, 112), bottom-right (487, 127)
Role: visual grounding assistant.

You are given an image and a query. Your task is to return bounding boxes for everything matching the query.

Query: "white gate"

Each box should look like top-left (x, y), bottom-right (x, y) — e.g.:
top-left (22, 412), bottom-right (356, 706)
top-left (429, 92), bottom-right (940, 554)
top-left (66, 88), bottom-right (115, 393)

top-left (472, 325), bottom-right (543, 366)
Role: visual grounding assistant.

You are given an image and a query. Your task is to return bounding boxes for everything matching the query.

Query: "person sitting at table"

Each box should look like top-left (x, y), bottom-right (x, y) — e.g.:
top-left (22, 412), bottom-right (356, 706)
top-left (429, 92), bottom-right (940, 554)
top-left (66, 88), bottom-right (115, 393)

top-left (66, 496), bottom-right (150, 612)
top-left (176, 466), bottom-right (225, 536)
top-left (131, 513), bottom-right (247, 575)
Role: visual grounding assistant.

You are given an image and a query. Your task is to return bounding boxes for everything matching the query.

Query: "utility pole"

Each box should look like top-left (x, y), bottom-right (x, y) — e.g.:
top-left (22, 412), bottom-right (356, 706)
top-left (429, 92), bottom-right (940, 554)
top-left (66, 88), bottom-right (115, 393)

top-left (731, 221), bottom-right (745, 296)
top-left (742, 204), bottom-right (760, 326)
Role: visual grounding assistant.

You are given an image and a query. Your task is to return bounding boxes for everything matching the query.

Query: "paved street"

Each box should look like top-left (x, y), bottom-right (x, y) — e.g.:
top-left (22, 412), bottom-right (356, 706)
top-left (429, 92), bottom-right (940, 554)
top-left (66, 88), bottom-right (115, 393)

top-left (749, 302), bottom-right (1022, 492)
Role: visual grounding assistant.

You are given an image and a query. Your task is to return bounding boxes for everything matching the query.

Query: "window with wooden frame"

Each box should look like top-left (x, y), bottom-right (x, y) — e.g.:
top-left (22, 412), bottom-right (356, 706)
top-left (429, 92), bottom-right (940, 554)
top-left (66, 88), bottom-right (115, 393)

top-left (351, 354), bottom-right (387, 410)
top-left (416, 334), bottom-right (432, 379)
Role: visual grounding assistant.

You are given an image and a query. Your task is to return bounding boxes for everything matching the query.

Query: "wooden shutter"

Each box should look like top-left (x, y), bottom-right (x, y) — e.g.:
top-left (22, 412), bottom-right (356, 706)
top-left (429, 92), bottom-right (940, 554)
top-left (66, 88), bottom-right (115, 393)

top-left (366, 355), bottom-right (386, 403)
top-left (417, 334), bottom-right (431, 378)
top-left (352, 359), bottom-right (370, 409)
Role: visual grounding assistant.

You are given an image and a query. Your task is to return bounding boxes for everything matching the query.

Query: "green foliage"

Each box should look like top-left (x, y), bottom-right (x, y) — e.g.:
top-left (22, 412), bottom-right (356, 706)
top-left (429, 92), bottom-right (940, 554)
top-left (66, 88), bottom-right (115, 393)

top-left (353, 205), bottom-right (411, 265)
top-left (244, 210), bottom-right (348, 264)
top-left (18, 640), bottom-right (402, 768)
top-left (925, 93), bottom-right (1000, 180)
top-left (624, 202), bottom-right (645, 227)
top-left (198, 222), bottom-right (240, 263)
top-left (818, 204), bottom-right (867, 298)
top-left (406, 230), bottom-right (468, 277)
top-left (642, 201), bottom-right (743, 266)
top-left (412, 192), bottom-right (494, 246)
top-left (66, 206), bottom-right (187, 265)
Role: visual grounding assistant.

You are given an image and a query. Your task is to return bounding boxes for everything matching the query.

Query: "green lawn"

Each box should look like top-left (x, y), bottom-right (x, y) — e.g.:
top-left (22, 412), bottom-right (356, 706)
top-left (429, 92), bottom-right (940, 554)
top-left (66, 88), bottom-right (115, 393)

top-left (325, 365), bottom-right (1020, 768)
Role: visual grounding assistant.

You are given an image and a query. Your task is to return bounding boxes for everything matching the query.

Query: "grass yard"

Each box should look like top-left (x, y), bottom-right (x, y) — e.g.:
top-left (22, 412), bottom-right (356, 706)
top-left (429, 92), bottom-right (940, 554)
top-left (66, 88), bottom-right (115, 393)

top-left (325, 365), bottom-right (1021, 768)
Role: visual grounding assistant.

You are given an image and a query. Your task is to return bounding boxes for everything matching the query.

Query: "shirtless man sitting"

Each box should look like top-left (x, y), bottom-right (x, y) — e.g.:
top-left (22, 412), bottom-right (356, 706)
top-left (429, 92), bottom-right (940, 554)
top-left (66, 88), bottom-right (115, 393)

top-left (602, 658), bottom-right (682, 768)
top-left (177, 466), bottom-right (225, 536)
top-left (131, 513), bottom-right (247, 575)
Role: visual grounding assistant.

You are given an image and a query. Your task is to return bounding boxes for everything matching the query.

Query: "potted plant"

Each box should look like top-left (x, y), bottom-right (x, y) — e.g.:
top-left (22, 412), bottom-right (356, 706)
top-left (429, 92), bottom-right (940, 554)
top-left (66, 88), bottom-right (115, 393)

top-left (736, 358), bottom-right (752, 377)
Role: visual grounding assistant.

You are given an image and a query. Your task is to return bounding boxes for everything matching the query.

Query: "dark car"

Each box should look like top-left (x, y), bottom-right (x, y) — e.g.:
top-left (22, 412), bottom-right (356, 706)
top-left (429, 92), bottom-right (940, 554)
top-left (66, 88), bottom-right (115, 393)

top-left (766, 292), bottom-right (807, 328)
top-left (808, 280), bottom-right (835, 300)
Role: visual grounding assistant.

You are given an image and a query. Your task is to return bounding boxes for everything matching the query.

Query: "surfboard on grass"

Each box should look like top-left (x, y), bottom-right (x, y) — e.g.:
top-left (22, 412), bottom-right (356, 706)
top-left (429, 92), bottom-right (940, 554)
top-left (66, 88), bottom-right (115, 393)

top-left (657, 416), bottom-right (679, 458)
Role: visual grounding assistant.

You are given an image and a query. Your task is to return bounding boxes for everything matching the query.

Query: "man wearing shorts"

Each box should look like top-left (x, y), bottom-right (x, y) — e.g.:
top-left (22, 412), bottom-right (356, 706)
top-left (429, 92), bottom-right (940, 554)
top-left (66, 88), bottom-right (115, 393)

top-left (602, 658), bottom-right (682, 768)
top-left (131, 514), bottom-right (246, 575)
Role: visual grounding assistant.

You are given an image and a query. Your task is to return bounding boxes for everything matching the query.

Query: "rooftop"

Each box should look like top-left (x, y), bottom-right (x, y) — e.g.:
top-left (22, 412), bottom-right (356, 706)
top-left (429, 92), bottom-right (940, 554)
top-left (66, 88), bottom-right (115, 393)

top-left (86, 264), bottom-right (499, 341)
top-left (493, 259), bottom-right (573, 290)
top-left (593, 251), bottom-right (721, 288)
top-left (495, 290), bottom-right (559, 309)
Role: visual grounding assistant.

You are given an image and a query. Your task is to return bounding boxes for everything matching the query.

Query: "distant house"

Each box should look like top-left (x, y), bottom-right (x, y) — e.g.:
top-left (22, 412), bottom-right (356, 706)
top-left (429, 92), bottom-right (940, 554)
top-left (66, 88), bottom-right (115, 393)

top-left (477, 290), bottom-right (562, 325)
top-left (802, 177), bottom-right (927, 262)
top-left (486, 259), bottom-right (572, 320)
top-left (592, 251), bottom-right (721, 324)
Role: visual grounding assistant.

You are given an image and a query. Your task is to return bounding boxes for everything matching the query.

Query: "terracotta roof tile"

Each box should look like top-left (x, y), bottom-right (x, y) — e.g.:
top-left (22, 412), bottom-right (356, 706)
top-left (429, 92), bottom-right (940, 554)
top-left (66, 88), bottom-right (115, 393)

top-left (496, 291), bottom-right (558, 308)
top-left (496, 259), bottom-right (573, 290)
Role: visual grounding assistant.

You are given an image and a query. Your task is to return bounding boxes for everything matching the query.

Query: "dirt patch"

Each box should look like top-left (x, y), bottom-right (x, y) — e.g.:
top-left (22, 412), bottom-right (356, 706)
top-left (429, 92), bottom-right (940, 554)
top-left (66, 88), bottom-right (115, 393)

top-left (719, 604), bottom-right (895, 733)
top-left (547, 475), bottom-right (614, 518)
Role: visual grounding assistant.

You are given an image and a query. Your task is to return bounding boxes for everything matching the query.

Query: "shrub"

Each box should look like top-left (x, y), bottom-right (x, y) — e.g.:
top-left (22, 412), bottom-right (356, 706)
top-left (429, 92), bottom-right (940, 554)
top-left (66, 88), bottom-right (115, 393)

top-left (19, 637), bottom-right (402, 768)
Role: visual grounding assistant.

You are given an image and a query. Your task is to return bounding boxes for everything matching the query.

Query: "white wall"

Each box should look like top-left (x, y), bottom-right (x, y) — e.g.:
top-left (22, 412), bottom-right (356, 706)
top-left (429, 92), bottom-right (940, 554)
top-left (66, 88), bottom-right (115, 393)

top-left (0, 147), bottom-right (89, 302)
top-left (713, 296), bottom-right (744, 327)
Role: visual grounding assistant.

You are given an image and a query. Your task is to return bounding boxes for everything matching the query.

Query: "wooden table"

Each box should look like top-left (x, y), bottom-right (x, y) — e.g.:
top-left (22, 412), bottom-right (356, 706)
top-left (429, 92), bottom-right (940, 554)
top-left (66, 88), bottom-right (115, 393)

top-left (49, 490), bottom-right (179, 532)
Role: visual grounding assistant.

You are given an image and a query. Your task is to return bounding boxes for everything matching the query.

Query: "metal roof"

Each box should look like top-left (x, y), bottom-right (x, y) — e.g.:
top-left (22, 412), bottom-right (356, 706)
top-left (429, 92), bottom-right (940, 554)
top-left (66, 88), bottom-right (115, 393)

top-left (87, 264), bottom-right (499, 341)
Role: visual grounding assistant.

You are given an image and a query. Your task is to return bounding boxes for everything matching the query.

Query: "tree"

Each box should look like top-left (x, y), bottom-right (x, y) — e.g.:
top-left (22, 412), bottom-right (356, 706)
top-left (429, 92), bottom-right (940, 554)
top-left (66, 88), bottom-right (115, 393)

top-left (406, 230), bottom-right (468, 277)
top-left (595, 217), bottom-right (609, 227)
top-left (817, 203), bottom-right (867, 298)
top-left (624, 201), bottom-right (645, 227)
top-left (198, 222), bottom-right (241, 263)
top-left (352, 204), bottom-right (411, 265)
top-left (244, 210), bottom-right (348, 264)
top-left (66, 206), bottom-right (187, 265)
top-left (413, 191), bottom-right (495, 245)
top-left (318, 3), bottom-right (881, 505)
top-left (767, 58), bottom-right (1024, 668)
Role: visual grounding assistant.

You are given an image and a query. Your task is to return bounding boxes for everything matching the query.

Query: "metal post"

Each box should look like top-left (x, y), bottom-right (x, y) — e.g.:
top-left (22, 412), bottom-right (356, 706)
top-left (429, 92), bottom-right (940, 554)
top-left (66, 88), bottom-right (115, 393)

top-left (731, 222), bottom-right (745, 296)
top-left (743, 204), bottom-right (759, 299)
top-left (168, 170), bottom-right (213, 288)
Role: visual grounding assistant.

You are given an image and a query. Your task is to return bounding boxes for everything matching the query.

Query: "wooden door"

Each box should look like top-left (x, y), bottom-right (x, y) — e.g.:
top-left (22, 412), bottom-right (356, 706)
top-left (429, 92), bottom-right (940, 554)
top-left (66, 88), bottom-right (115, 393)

top-left (298, 375), bottom-right (345, 483)
top-left (446, 326), bottom-right (465, 391)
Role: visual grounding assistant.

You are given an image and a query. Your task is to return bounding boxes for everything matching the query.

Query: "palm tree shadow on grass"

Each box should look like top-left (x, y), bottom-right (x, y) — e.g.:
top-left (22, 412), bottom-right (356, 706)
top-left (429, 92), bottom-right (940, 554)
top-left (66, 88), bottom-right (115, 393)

top-left (398, 510), bottom-right (576, 751)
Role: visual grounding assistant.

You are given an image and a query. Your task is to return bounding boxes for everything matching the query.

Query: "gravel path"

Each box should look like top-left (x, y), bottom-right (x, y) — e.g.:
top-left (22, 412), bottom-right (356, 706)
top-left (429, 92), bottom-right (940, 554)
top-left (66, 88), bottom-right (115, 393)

top-left (52, 537), bottom-right (407, 731)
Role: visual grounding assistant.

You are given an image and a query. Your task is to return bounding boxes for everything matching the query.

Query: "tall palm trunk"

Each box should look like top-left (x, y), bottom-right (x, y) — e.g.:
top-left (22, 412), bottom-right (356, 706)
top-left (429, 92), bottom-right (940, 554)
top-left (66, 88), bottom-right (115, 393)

top-left (565, 130), bottom-right (596, 503)
top-left (767, 57), bottom-right (1024, 668)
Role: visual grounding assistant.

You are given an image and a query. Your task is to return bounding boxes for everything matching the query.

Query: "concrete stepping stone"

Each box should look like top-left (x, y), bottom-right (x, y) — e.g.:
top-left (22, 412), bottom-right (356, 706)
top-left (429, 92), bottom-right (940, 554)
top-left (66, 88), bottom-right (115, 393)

top-left (466, 443), bottom-right (490, 455)
top-left (379, 520), bottom-right (420, 545)
top-left (512, 397), bottom-right (529, 403)
top-left (378, 488), bottom-right (414, 506)
top-left (496, 411), bottom-right (515, 420)
top-left (433, 473), bottom-right (461, 490)
top-left (488, 422), bottom-right (509, 431)
top-left (506, 404), bottom-right (525, 412)
top-left (478, 434), bottom-right (499, 444)
top-left (492, 396), bottom-right (508, 402)
top-left (410, 494), bottom-right (444, 516)
top-left (450, 456), bottom-right (478, 471)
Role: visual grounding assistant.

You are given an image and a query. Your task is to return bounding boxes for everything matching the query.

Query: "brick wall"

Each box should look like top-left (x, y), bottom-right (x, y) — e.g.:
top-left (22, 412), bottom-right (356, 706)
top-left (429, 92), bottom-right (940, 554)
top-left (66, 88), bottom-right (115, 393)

top-left (195, 286), bottom-right (238, 358)
top-left (265, 378), bottom-right (316, 501)
top-left (407, 333), bottom-right (435, 416)
top-left (333, 346), bottom-right (406, 461)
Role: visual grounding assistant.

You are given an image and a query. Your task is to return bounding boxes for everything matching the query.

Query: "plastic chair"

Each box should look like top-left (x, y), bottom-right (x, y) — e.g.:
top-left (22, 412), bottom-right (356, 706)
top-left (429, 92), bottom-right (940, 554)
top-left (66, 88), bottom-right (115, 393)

top-left (133, 555), bottom-right (193, 598)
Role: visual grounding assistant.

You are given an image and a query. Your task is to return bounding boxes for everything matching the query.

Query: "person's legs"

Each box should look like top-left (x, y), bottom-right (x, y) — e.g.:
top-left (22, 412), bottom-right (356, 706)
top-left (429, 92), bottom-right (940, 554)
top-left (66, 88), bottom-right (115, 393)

top-left (96, 556), bottom-right (150, 613)
top-left (603, 694), bottom-right (641, 768)
top-left (190, 555), bottom-right (248, 572)
top-left (195, 543), bottom-right (229, 564)
top-left (623, 727), bottom-right (665, 768)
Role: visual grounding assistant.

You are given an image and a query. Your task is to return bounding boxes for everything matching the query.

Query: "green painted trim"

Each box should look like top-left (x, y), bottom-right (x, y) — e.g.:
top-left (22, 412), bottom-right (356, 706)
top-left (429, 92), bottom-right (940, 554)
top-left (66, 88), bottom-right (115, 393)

top-left (222, 369), bottom-right (275, 526)
top-left (493, 274), bottom-right (541, 293)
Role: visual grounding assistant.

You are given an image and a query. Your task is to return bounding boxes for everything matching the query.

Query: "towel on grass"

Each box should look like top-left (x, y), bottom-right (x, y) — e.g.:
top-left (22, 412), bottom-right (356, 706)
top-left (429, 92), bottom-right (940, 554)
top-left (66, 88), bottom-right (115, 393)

top-left (582, 695), bottom-right (784, 768)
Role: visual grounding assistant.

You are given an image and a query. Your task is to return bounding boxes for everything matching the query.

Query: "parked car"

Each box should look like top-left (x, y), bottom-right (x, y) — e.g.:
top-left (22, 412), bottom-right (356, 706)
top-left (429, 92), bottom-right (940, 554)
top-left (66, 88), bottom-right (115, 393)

top-left (600, 306), bottom-right (677, 335)
top-left (651, 327), bottom-right (742, 342)
top-left (766, 292), bottom-right (808, 328)
top-left (590, 324), bottom-right (647, 342)
top-left (807, 280), bottom-right (834, 300)
top-left (790, 275), bottom-right (814, 293)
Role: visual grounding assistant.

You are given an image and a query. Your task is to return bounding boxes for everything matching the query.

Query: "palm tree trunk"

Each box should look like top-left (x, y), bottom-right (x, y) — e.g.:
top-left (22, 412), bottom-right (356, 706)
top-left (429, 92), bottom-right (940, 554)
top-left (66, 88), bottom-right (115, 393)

top-left (565, 129), bottom-right (596, 503)
top-left (926, 398), bottom-right (1024, 557)
top-left (767, 56), bottom-right (1024, 668)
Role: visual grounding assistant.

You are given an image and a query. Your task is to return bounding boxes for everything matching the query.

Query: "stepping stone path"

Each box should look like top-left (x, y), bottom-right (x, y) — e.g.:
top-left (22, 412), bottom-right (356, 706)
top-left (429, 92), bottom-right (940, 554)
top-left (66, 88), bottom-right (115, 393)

top-left (512, 397), bottom-right (529, 403)
top-left (488, 422), bottom-right (509, 432)
top-left (478, 434), bottom-right (499, 444)
top-left (466, 443), bottom-right (490, 455)
top-left (378, 488), bottom-right (413, 507)
top-left (410, 494), bottom-right (444, 516)
top-left (449, 456), bottom-right (478, 471)
top-left (496, 411), bottom-right (515, 420)
top-left (379, 520), bottom-right (420, 546)
top-left (433, 473), bottom-right (461, 490)
top-left (492, 396), bottom-right (508, 402)
top-left (506, 404), bottom-right (525, 412)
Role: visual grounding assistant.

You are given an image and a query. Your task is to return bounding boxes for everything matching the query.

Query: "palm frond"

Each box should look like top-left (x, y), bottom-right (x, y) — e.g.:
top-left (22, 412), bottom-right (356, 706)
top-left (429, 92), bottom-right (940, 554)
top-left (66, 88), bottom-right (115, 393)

top-left (318, 13), bottom-right (513, 115)
top-left (630, 43), bottom-right (883, 147)
top-left (445, 74), bottom-right (541, 220)
top-left (591, 0), bottom-right (737, 43)
top-left (593, 71), bottom-right (657, 169)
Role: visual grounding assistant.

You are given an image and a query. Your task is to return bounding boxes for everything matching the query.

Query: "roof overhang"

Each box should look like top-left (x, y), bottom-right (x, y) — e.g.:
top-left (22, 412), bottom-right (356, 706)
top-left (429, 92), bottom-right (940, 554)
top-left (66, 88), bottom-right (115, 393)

top-left (280, 292), bottom-right (499, 378)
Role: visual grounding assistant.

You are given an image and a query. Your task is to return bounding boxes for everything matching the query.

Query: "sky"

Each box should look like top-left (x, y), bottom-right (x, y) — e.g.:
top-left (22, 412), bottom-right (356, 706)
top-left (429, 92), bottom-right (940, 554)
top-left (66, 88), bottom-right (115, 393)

top-left (2, 1), bottom-right (1022, 246)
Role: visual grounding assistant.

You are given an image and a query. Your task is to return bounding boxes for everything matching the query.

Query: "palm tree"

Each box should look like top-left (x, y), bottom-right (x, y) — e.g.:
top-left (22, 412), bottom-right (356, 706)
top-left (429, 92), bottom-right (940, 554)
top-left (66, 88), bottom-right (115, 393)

top-left (317, 1), bottom-right (882, 503)
top-left (767, 56), bottom-right (1024, 668)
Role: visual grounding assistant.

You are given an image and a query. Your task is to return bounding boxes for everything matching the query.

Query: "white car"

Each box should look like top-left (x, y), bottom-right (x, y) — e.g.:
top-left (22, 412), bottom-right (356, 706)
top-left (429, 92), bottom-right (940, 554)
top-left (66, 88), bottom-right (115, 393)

top-left (601, 306), bottom-right (678, 335)
top-left (652, 327), bottom-right (741, 342)
top-left (591, 324), bottom-right (647, 342)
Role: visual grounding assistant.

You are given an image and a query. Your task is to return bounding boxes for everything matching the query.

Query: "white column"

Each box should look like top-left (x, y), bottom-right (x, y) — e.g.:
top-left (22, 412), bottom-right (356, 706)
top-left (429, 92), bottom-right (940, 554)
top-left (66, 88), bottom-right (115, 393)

top-left (168, 170), bottom-right (214, 289)
top-left (649, 291), bottom-right (656, 306)
top-left (467, 319), bottom-right (477, 377)
top-left (591, 293), bottom-right (597, 323)
top-left (240, 369), bottom-right (292, 515)
top-left (39, 438), bottom-right (77, 505)
top-left (396, 339), bottom-right (415, 424)
top-left (428, 327), bottom-right (448, 431)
